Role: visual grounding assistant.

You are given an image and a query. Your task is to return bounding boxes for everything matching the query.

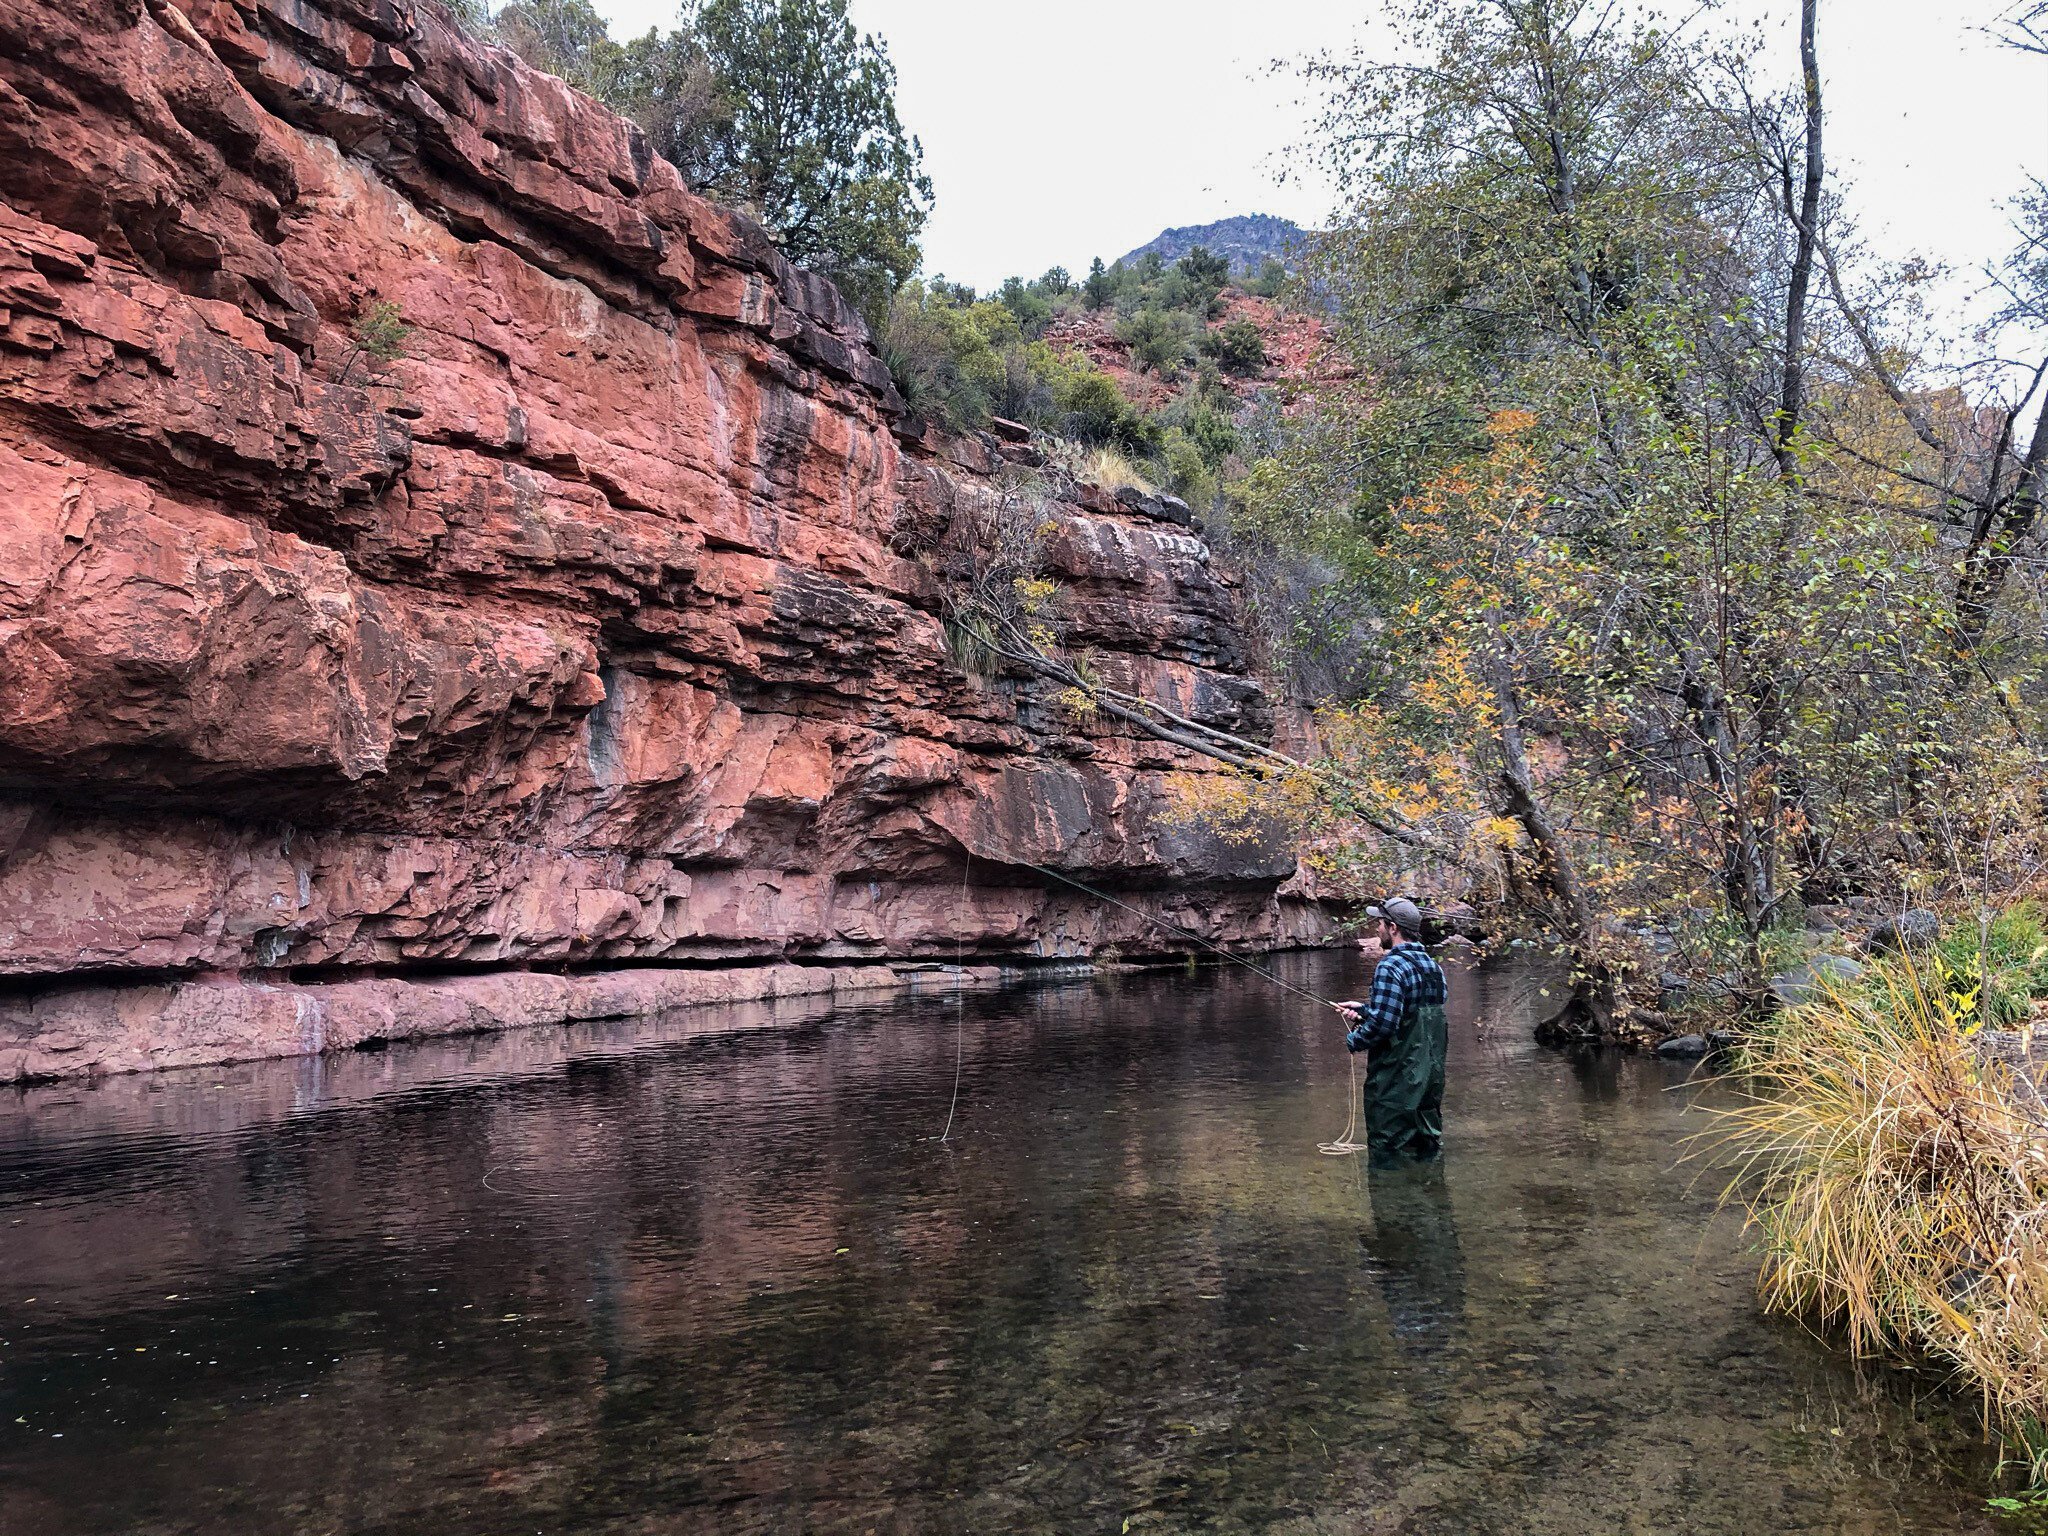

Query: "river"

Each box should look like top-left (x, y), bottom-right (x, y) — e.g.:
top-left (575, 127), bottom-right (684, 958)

top-left (0, 954), bottom-right (2008, 1533)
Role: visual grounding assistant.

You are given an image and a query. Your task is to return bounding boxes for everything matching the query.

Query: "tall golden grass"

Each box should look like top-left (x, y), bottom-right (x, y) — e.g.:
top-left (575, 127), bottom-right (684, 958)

top-left (1717, 959), bottom-right (2048, 1485)
top-left (1077, 445), bottom-right (1156, 496)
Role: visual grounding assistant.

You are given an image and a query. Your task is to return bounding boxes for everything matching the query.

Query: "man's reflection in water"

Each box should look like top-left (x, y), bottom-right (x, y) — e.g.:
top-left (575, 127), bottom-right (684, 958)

top-left (1362, 1158), bottom-right (1467, 1361)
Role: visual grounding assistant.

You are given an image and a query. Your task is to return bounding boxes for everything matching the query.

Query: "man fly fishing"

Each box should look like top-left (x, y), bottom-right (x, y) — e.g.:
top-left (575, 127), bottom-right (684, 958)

top-left (1334, 898), bottom-right (1449, 1166)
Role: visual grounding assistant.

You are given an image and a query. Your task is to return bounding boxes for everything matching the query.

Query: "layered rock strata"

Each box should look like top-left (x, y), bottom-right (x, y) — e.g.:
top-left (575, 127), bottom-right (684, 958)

top-left (0, 0), bottom-right (1333, 1080)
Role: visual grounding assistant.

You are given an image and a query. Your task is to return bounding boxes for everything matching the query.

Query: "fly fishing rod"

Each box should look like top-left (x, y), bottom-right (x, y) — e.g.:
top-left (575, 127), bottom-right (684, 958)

top-left (1019, 861), bottom-right (1372, 1156)
top-left (1022, 861), bottom-right (1357, 1016)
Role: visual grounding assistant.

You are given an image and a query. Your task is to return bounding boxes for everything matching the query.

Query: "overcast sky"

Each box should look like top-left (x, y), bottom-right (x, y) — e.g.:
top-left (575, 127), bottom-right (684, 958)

top-left (594, 1), bottom-right (2046, 323)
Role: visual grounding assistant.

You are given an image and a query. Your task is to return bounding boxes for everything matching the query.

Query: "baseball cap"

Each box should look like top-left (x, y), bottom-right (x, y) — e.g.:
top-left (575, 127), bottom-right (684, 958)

top-left (1365, 897), bottom-right (1424, 936)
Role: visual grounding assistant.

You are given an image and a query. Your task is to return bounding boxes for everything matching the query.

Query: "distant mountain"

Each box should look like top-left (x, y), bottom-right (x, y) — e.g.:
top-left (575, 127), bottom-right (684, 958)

top-left (1117, 215), bottom-right (1308, 274)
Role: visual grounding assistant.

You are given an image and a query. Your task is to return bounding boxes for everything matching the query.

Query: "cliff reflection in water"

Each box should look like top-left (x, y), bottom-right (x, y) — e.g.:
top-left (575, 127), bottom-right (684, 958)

top-left (0, 956), bottom-right (2007, 1534)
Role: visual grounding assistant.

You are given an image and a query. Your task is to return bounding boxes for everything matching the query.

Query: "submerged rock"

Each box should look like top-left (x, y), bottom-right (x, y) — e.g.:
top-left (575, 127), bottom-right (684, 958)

top-left (1655, 1033), bottom-right (1712, 1058)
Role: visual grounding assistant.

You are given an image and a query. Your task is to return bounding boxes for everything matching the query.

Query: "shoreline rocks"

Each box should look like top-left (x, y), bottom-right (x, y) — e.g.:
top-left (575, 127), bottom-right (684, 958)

top-left (0, 960), bottom-right (1011, 1084)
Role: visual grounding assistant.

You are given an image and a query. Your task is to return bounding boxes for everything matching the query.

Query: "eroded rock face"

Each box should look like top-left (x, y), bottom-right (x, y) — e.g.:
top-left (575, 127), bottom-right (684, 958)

top-left (0, 0), bottom-right (1335, 1079)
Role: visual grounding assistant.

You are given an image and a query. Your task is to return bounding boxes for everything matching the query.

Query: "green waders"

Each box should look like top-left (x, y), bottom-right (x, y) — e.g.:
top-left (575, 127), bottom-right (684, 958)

top-left (1363, 1002), bottom-right (1448, 1165)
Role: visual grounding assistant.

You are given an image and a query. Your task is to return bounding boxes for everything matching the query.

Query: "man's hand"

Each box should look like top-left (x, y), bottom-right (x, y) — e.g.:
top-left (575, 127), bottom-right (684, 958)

top-left (1335, 1005), bottom-right (1362, 1024)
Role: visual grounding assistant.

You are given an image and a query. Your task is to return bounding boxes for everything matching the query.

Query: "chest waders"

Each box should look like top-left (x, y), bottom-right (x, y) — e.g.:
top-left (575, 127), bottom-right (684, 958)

top-left (1363, 1001), bottom-right (1448, 1164)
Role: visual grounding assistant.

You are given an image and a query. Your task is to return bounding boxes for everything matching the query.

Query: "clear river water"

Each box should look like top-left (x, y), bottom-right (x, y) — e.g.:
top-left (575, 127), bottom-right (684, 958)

top-left (0, 954), bottom-right (2014, 1534)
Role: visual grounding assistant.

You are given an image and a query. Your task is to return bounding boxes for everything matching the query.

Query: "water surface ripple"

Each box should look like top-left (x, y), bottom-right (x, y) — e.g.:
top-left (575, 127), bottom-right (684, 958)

top-left (0, 957), bottom-right (2003, 1533)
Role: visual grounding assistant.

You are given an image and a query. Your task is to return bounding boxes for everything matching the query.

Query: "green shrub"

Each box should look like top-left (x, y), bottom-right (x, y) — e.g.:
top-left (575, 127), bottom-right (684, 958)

top-left (884, 277), bottom-right (1171, 451)
top-left (1183, 399), bottom-right (1240, 466)
top-left (1203, 318), bottom-right (1268, 376)
top-left (997, 275), bottom-right (1053, 336)
top-left (987, 344), bottom-right (1053, 422)
top-left (1244, 257), bottom-right (1288, 297)
top-left (1916, 901), bottom-right (2048, 1028)
top-left (1116, 306), bottom-right (1195, 376)
top-left (340, 298), bottom-right (410, 384)
top-left (1030, 344), bottom-right (1159, 453)
top-left (1177, 244), bottom-right (1230, 291)
top-left (1159, 425), bottom-right (1218, 509)
top-left (882, 282), bottom-right (1024, 428)
top-left (1158, 245), bottom-right (1230, 318)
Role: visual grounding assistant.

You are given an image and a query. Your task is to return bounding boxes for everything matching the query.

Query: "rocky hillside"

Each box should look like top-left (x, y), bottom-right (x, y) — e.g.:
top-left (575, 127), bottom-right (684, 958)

top-left (0, 0), bottom-right (1337, 1081)
top-left (1042, 290), bottom-right (1343, 415)
top-left (1119, 215), bottom-right (1308, 273)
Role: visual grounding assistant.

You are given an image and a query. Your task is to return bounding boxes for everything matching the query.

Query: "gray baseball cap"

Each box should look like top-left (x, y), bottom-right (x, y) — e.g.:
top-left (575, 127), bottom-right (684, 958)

top-left (1365, 897), bottom-right (1425, 936)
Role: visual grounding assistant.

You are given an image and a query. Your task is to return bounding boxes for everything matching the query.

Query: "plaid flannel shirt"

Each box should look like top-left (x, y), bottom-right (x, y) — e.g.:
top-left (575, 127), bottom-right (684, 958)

top-left (1343, 944), bottom-right (1448, 1054)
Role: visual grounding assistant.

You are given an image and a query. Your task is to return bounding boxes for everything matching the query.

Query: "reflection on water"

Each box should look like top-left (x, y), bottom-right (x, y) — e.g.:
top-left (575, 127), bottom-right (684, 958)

top-left (1365, 1161), bottom-right (1465, 1366)
top-left (0, 957), bottom-right (2002, 1534)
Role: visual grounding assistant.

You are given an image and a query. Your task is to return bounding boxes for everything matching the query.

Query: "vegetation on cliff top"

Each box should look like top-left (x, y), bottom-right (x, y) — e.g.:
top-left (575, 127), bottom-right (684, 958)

top-left (878, 250), bottom-right (1278, 509)
top-left (477, 0), bottom-right (930, 323)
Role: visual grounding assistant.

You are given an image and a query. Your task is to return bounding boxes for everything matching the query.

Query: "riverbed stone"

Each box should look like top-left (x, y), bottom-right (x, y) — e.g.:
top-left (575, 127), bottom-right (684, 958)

top-left (1861, 909), bottom-right (1942, 954)
top-left (1654, 1033), bottom-right (1712, 1058)
top-left (1770, 954), bottom-right (1867, 1007)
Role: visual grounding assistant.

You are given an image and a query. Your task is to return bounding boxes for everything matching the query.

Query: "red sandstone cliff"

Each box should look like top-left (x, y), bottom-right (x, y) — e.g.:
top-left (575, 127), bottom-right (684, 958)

top-left (0, 0), bottom-right (1335, 1080)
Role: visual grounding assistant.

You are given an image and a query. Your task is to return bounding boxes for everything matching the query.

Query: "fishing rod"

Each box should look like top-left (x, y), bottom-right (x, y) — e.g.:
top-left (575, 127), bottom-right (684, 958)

top-left (1020, 861), bottom-right (1371, 1156)
top-left (1021, 861), bottom-right (1358, 1014)
top-left (925, 858), bottom-right (1370, 1154)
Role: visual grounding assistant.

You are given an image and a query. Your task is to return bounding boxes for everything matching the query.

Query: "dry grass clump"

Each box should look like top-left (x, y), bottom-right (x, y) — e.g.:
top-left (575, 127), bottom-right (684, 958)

top-left (1076, 445), bottom-right (1156, 496)
top-left (1718, 959), bottom-right (2048, 1485)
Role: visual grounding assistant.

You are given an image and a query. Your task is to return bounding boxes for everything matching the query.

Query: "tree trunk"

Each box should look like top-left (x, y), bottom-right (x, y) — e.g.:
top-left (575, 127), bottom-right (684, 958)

top-left (1773, 0), bottom-right (1824, 480)
top-left (1954, 395), bottom-right (2048, 662)
top-left (1486, 622), bottom-right (1617, 1039)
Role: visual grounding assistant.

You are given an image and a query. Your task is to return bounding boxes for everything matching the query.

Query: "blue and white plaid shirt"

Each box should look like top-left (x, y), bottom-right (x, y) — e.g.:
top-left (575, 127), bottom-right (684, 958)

top-left (1343, 943), bottom-right (1448, 1054)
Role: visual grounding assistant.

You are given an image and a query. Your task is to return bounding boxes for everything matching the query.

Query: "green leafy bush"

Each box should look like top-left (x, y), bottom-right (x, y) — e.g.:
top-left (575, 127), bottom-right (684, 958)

top-left (1116, 306), bottom-right (1195, 376)
top-left (883, 287), bottom-right (1161, 451)
top-left (340, 298), bottom-right (410, 384)
top-left (1176, 244), bottom-right (1230, 291)
top-left (1159, 425), bottom-right (1217, 508)
top-left (1203, 318), bottom-right (1268, 376)
top-left (997, 275), bottom-right (1053, 336)
top-left (1030, 344), bottom-right (1160, 453)
top-left (1244, 257), bottom-right (1288, 297)
top-left (882, 283), bottom-right (1024, 427)
top-left (1920, 902), bottom-right (2048, 1028)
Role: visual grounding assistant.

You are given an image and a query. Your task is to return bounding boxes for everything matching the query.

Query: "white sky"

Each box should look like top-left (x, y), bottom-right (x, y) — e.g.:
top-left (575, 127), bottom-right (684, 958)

top-left (595, 1), bottom-right (2046, 319)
